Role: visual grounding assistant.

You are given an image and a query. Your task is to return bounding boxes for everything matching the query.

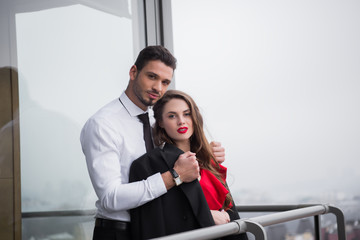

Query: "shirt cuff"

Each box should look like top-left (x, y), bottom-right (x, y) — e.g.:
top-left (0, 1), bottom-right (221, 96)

top-left (148, 172), bottom-right (167, 197)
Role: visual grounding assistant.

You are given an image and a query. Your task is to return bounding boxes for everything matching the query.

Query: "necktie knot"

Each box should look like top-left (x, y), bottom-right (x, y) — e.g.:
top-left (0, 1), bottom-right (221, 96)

top-left (137, 112), bottom-right (153, 152)
top-left (137, 112), bottom-right (150, 126)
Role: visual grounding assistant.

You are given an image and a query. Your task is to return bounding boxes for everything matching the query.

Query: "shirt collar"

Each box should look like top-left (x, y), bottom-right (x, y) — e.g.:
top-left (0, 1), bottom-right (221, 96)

top-left (119, 91), bottom-right (149, 117)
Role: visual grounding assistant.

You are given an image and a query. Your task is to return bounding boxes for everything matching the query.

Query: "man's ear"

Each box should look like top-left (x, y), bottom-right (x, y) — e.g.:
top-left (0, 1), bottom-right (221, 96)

top-left (129, 65), bottom-right (137, 81)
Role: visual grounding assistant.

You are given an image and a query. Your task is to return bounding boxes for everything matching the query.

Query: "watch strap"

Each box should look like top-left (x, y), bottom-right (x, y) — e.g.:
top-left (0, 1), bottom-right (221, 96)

top-left (170, 168), bottom-right (179, 178)
top-left (170, 168), bottom-right (182, 186)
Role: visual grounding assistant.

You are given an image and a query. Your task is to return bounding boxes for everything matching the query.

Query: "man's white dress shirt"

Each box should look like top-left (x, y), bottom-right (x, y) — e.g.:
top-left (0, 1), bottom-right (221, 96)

top-left (80, 92), bottom-right (167, 222)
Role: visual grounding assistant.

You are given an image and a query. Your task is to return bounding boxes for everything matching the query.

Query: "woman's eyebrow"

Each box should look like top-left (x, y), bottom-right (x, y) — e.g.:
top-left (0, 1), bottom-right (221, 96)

top-left (166, 111), bottom-right (177, 114)
top-left (166, 109), bottom-right (190, 114)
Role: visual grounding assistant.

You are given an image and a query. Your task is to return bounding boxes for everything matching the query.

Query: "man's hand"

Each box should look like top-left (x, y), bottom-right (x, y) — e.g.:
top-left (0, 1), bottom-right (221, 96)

top-left (173, 151), bottom-right (199, 182)
top-left (211, 210), bottom-right (230, 225)
top-left (210, 141), bottom-right (225, 164)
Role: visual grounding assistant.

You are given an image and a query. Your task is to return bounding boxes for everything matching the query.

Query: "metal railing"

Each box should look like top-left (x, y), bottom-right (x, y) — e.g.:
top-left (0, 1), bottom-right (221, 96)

top-left (151, 204), bottom-right (346, 240)
top-left (22, 209), bottom-right (96, 218)
top-left (22, 204), bottom-right (346, 240)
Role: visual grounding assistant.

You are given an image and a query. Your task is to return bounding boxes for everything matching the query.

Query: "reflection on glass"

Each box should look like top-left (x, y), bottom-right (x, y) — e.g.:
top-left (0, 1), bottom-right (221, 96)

top-left (22, 216), bottom-right (94, 240)
top-left (15, 1), bottom-right (136, 239)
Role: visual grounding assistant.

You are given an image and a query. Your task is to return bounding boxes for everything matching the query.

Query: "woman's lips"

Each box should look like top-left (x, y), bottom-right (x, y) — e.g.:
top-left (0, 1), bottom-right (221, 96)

top-left (177, 127), bottom-right (188, 134)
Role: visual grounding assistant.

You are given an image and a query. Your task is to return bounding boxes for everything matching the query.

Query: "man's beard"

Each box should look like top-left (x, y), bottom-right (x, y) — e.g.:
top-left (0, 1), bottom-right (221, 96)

top-left (138, 93), bottom-right (155, 107)
top-left (133, 79), bottom-right (157, 107)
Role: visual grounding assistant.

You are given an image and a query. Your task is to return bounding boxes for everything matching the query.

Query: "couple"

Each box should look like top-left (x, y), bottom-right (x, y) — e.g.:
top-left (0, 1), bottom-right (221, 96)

top-left (80, 46), bottom-right (248, 240)
top-left (130, 89), bottom-right (247, 240)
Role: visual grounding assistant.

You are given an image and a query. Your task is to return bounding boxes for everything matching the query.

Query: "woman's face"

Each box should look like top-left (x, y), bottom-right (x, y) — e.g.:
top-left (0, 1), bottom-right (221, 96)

top-left (160, 98), bottom-right (194, 146)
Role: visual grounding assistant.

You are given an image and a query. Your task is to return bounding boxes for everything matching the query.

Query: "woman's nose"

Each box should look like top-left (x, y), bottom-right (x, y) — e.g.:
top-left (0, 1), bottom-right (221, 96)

top-left (178, 116), bottom-right (185, 125)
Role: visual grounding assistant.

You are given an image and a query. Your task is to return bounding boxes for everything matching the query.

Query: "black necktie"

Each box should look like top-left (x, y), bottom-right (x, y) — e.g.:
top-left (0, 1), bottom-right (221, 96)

top-left (137, 112), bottom-right (154, 153)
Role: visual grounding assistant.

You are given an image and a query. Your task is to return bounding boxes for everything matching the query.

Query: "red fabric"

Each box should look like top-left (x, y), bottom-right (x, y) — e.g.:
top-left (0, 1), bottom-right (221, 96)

top-left (199, 163), bottom-right (232, 210)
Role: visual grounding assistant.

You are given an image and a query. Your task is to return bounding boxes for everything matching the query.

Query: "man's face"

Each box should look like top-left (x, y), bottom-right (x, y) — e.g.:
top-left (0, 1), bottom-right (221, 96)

top-left (130, 60), bottom-right (173, 110)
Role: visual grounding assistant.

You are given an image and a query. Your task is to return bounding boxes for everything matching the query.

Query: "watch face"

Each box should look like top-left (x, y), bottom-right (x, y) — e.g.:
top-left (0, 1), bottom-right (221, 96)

top-left (174, 177), bottom-right (182, 186)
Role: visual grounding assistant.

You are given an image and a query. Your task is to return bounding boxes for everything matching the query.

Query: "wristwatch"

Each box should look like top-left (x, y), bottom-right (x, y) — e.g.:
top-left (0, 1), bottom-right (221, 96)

top-left (170, 168), bottom-right (183, 186)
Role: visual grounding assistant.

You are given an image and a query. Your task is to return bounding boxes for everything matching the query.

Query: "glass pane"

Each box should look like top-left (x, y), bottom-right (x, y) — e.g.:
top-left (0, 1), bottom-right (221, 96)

top-left (171, 0), bottom-right (360, 239)
top-left (13, 1), bottom-right (143, 238)
top-left (22, 215), bottom-right (94, 240)
top-left (17, 2), bottom-right (134, 213)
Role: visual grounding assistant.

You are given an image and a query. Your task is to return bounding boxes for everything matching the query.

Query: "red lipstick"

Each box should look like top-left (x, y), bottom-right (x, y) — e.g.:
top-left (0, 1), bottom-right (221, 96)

top-left (177, 127), bottom-right (188, 134)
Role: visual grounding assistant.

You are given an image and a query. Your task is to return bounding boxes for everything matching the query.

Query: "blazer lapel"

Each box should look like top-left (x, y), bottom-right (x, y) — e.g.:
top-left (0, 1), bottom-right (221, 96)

top-left (159, 143), bottom-right (215, 227)
top-left (159, 143), bottom-right (184, 168)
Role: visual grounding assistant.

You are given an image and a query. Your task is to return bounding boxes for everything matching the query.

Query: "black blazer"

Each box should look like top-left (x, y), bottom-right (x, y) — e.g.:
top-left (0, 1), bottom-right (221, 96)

top-left (129, 143), bottom-right (248, 240)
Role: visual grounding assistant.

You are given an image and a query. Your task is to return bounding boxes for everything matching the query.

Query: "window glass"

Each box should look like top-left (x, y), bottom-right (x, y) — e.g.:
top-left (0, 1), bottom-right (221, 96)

top-left (14, 1), bottom-right (141, 238)
top-left (17, 3), bottom-right (134, 212)
top-left (171, 0), bottom-right (360, 238)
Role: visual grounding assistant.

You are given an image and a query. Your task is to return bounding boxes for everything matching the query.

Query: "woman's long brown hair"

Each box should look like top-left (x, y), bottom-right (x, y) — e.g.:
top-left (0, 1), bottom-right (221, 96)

top-left (152, 90), bottom-right (233, 209)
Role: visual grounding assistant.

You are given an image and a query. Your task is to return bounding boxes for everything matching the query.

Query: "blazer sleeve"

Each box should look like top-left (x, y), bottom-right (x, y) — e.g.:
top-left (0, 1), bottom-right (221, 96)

top-left (129, 150), bottom-right (171, 240)
top-left (129, 155), bottom-right (145, 240)
top-left (129, 154), bottom-right (151, 182)
top-left (129, 154), bottom-right (160, 240)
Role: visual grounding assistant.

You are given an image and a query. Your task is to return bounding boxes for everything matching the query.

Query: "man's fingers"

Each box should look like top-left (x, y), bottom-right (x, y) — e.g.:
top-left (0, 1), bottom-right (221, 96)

top-left (211, 142), bottom-right (225, 163)
top-left (181, 151), bottom-right (196, 158)
top-left (175, 151), bottom-right (200, 182)
top-left (212, 147), bottom-right (225, 156)
top-left (210, 141), bottom-right (221, 147)
top-left (214, 157), bottom-right (225, 164)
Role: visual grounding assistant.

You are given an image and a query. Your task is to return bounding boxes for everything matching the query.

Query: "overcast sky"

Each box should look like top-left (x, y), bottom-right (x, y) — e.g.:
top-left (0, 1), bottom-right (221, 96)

top-left (172, 0), bottom-right (360, 203)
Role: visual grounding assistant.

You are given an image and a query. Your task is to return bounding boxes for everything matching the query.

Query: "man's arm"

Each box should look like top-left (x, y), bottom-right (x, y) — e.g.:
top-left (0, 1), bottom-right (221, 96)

top-left (81, 117), bottom-right (200, 211)
top-left (81, 118), bottom-right (167, 211)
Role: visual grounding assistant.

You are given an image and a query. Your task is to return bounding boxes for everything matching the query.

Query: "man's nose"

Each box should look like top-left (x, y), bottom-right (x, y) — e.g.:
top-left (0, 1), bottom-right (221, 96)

top-left (152, 81), bottom-right (162, 93)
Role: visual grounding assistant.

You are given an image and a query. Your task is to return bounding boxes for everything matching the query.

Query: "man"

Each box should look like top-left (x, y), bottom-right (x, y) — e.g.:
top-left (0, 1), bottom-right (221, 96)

top-left (80, 46), bottom-right (225, 240)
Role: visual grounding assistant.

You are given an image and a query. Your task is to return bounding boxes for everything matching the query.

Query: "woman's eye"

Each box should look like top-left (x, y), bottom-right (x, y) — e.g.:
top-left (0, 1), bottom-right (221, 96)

top-left (168, 114), bottom-right (175, 119)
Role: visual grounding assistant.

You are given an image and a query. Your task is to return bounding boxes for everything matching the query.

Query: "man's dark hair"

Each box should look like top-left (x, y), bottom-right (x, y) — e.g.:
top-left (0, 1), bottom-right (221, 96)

top-left (134, 45), bottom-right (177, 72)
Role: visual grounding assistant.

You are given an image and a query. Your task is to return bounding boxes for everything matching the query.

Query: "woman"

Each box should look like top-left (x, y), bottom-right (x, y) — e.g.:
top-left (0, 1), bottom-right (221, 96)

top-left (129, 90), bottom-right (248, 240)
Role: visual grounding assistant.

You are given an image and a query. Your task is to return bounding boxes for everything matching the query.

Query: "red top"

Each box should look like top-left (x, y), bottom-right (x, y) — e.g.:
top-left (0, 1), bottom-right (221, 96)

top-left (199, 163), bottom-right (232, 210)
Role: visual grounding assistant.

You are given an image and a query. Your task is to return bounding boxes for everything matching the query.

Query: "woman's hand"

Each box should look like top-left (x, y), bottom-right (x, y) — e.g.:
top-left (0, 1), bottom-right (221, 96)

top-left (211, 210), bottom-right (230, 225)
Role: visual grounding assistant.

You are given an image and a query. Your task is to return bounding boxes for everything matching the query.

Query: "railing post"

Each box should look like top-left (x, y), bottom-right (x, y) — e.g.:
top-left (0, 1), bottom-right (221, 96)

top-left (328, 205), bottom-right (346, 240)
top-left (242, 220), bottom-right (267, 240)
top-left (314, 215), bottom-right (321, 240)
